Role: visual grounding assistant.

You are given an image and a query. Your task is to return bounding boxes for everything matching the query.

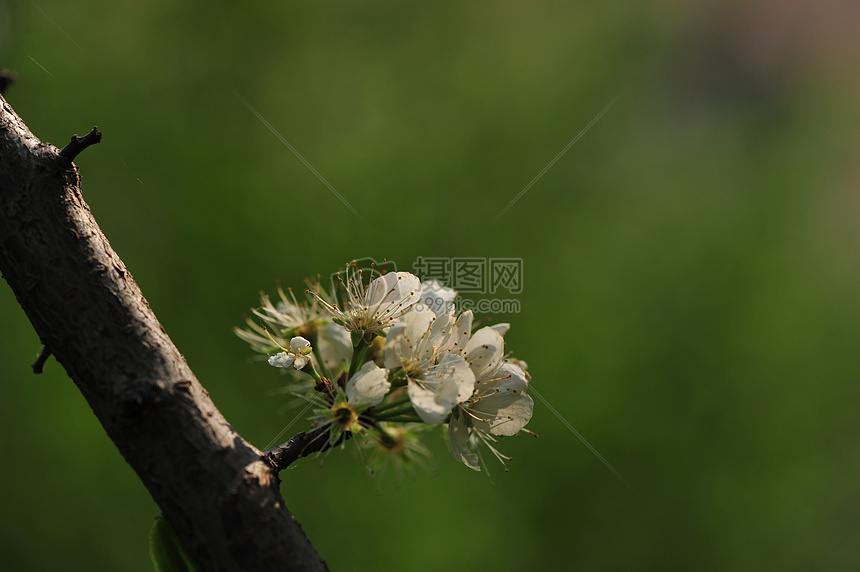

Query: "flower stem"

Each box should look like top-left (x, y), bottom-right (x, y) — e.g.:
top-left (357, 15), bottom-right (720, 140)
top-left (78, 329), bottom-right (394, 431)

top-left (374, 403), bottom-right (417, 421)
top-left (348, 339), bottom-right (371, 379)
top-left (377, 414), bottom-right (422, 423)
top-left (387, 368), bottom-right (407, 387)
top-left (313, 345), bottom-right (335, 379)
top-left (372, 395), bottom-right (411, 414)
top-left (299, 359), bottom-right (323, 383)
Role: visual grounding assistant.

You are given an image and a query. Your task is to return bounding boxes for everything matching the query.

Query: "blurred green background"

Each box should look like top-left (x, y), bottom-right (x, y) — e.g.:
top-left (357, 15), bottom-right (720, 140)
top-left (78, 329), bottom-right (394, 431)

top-left (2, 1), bottom-right (859, 570)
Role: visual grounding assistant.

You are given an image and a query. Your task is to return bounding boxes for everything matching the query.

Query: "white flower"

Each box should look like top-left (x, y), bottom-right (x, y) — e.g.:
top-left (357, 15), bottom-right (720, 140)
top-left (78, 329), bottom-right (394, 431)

top-left (317, 322), bottom-right (352, 375)
top-left (236, 260), bottom-right (537, 476)
top-left (315, 361), bottom-right (390, 443)
top-left (406, 354), bottom-right (476, 424)
top-left (460, 361), bottom-right (533, 436)
top-left (267, 336), bottom-right (313, 370)
top-left (265, 285), bottom-right (325, 330)
top-left (235, 277), bottom-right (357, 379)
top-left (449, 327), bottom-right (534, 471)
top-left (387, 305), bottom-right (473, 362)
top-left (385, 309), bottom-right (476, 424)
top-left (314, 265), bottom-right (421, 336)
top-left (346, 360), bottom-right (391, 409)
top-left (235, 283), bottom-right (327, 354)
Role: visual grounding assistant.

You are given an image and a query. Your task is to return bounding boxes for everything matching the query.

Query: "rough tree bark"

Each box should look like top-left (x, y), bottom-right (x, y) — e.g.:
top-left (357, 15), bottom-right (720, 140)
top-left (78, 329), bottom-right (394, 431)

top-left (0, 94), bottom-right (328, 571)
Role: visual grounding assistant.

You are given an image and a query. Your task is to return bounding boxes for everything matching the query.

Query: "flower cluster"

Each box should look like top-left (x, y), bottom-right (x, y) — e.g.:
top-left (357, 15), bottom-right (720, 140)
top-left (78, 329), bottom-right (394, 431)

top-left (235, 261), bottom-right (535, 475)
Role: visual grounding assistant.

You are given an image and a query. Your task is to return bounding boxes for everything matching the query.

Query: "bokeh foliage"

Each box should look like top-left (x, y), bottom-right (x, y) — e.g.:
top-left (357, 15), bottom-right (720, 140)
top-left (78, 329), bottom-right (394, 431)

top-left (1, 1), bottom-right (858, 570)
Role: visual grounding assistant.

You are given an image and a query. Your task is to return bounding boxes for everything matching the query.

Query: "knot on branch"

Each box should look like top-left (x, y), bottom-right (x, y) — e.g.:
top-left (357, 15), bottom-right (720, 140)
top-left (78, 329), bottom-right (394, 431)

top-left (114, 379), bottom-right (170, 422)
top-left (59, 126), bottom-right (102, 161)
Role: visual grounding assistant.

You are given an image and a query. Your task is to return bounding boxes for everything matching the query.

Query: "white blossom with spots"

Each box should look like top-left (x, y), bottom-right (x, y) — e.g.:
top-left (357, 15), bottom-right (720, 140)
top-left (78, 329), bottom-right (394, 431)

top-left (315, 268), bottom-right (421, 335)
top-left (385, 308), bottom-right (476, 424)
top-left (460, 361), bottom-right (533, 436)
top-left (449, 328), bottom-right (534, 471)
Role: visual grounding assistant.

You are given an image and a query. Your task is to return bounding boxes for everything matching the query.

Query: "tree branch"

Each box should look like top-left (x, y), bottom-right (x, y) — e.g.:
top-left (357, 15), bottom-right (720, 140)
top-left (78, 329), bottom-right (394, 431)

top-left (58, 126), bottom-right (102, 160)
top-left (0, 94), bottom-right (328, 571)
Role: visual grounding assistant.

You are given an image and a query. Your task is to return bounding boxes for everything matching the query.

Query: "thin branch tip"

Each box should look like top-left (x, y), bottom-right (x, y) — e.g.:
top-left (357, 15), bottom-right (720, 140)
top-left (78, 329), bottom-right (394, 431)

top-left (58, 126), bottom-right (102, 160)
top-left (0, 69), bottom-right (17, 95)
top-left (31, 345), bottom-right (52, 374)
top-left (262, 426), bottom-right (349, 473)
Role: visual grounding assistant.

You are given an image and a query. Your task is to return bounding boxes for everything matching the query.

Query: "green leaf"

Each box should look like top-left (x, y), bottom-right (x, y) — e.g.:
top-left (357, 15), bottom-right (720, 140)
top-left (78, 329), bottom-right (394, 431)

top-left (149, 515), bottom-right (198, 572)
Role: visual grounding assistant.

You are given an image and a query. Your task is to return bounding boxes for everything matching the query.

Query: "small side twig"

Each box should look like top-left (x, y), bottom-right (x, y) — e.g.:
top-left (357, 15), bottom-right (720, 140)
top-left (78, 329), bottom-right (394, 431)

top-left (58, 126), bottom-right (102, 160)
top-left (263, 426), bottom-right (350, 473)
top-left (0, 69), bottom-right (17, 95)
top-left (31, 345), bottom-right (52, 374)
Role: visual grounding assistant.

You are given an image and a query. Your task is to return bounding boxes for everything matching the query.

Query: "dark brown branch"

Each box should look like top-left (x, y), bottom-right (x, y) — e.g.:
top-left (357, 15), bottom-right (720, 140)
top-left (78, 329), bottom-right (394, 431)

top-left (264, 428), bottom-right (328, 472)
top-left (58, 126), bottom-right (102, 160)
top-left (264, 426), bottom-right (354, 473)
top-left (0, 95), bottom-right (327, 571)
top-left (31, 344), bottom-right (51, 374)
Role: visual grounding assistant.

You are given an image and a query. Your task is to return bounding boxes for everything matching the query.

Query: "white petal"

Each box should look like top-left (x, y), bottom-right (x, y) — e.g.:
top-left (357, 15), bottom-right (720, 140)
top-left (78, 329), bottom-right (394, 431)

top-left (419, 279), bottom-right (458, 317)
top-left (479, 362), bottom-right (528, 393)
top-left (510, 359), bottom-right (529, 374)
top-left (268, 352), bottom-right (295, 369)
top-left (464, 327), bottom-right (505, 380)
top-left (470, 363), bottom-right (533, 436)
top-left (410, 354), bottom-right (476, 423)
top-left (434, 353), bottom-right (477, 404)
top-left (426, 310), bottom-right (455, 350)
top-left (448, 413), bottom-right (480, 471)
top-left (318, 323), bottom-right (353, 372)
top-left (447, 310), bottom-right (473, 355)
top-left (392, 272), bottom-right (422, 305)
top-left (420, 279), bottom-right (457, 302)
top-left (403, 307), bottom-right (436, 342)
top-left (384, 322), bottom-right (408, 370)
top-left (292, 354), bottom-right (310, 370)
top-left (366, 272), bottom-right (421, 310)
top-left (407, 381), bottom-right (451, 424)
top-left (472, 393), bottom-right (533, 436)
top-left (289, 336), bottom-right (312, 353)
top-left (490, 323), bottom-right (510, 337)
top-left (383, 308), bottom-right (435, 369)
top-left (346, 361), bottom-right (391, 408)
